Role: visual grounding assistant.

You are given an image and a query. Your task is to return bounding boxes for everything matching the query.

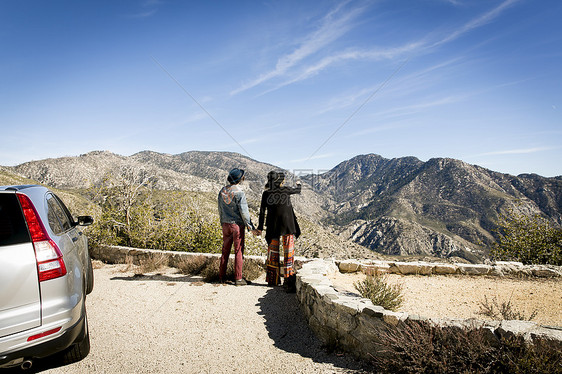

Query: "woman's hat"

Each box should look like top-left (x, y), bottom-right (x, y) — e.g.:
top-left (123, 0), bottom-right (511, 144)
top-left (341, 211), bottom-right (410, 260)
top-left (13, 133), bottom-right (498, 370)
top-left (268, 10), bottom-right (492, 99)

top-left (228, 168), bottom-right (245, 184)
top-left (267, 171), bottom-right (285, 187)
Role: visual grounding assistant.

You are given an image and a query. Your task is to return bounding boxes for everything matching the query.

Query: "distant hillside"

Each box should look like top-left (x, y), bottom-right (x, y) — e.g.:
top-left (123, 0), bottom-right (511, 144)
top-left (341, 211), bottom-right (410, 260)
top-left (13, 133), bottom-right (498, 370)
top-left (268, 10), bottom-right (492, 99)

top-left (6, 151), bottom-right (562, 262)
top-left (305, 154), bottom-right (562, 260)
top-left (11, 150), bottom-right (329, 222)
top-left (7, 151), bottom-right (364, 260)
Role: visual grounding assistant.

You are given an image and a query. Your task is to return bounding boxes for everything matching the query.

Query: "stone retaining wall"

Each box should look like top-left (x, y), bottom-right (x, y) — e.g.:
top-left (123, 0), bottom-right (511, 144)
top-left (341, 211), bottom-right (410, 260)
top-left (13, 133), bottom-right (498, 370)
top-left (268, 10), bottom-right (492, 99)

top-left (296, 259), bottom-right (562, 360)
top-left (90, 244), bottom-right (268, 268)
top-left (338, 258), bottom-right (562, 278)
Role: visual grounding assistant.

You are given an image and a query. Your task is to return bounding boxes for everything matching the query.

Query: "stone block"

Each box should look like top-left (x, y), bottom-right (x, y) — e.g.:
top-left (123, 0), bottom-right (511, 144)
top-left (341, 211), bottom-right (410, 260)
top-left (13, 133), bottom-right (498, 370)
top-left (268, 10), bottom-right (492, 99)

top-left (334, 298), bottom-right (361, 316)
top-left (407, 314), bottom-right (430, 323)
top-left (334, 309), bottom-right (359, 333)
top-left (383, 311), bottom-right (409, 326)
top-left (433, 263), bottom-right (458, 275)
top-left (530, 265), bottom-right (562, 278)
top-left (361, 261), bottom-right (391, 275)
top-left (457, 264), bottom-right (492, 275)
top-left (394, 261), bottom-right (433, 275)
top-left (496, 320), bottom-right (538, 341)
top-left (339, 259), bottom-right (362, 273)
top-left (386, 262), bottom-right (400, 274)
top-left (493, 261), bottom-right (525, 277)
top-left (529, 326), bottom-right (562, 346)
top-left (315, 285), bottom-right (337, 297)
top-left (362, 305), bottom-right (385, 319)
top-left (322, 293), bottom-right (339, 302)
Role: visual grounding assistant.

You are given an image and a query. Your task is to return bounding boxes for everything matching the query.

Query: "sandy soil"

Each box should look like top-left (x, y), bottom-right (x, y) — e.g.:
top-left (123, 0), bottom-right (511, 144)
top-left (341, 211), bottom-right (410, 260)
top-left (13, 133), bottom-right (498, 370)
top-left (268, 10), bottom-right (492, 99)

top-left (331, 272), bottom-right (562, 327)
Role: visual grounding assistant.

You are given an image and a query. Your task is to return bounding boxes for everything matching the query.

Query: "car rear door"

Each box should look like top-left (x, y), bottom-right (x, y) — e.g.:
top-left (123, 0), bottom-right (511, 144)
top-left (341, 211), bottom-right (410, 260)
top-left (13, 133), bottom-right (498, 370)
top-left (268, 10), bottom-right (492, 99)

top-left (0, 192), bottom-right (41, 338)
top-left (46, 193), bottom-right (86, 259)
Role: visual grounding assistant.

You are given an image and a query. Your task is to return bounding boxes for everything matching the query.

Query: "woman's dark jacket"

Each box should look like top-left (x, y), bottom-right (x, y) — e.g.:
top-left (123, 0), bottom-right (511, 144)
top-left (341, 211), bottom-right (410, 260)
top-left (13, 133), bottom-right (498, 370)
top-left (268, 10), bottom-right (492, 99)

top-left (257, 184), bottom-right (301, 243)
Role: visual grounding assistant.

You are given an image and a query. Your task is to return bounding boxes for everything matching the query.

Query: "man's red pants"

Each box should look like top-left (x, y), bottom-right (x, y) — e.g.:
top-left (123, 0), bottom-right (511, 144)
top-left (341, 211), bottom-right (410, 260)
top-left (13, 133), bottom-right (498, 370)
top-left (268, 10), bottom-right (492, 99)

top-left (220, 223), bottom-right (245, 281)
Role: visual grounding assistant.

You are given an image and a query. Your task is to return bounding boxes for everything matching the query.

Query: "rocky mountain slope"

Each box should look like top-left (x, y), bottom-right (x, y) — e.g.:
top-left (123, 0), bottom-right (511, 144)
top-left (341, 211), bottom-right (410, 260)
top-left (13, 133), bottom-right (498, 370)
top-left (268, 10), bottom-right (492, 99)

top-left (6, 151), bottom-right (562, 262)
top-left (305, 154), bottom-right (562, 260)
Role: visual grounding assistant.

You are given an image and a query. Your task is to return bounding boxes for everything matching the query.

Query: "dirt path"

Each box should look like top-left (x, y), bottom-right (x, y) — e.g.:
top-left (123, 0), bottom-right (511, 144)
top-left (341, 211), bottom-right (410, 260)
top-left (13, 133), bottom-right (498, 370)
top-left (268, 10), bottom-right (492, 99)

top-left (20, 264), bottom-right (370, 374)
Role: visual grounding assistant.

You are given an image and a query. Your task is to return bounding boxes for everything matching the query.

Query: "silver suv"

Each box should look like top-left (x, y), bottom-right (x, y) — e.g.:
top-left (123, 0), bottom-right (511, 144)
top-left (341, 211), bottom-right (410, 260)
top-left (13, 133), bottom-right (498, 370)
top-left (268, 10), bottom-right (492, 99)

top-left (0, 185), bottom-right (94, 370)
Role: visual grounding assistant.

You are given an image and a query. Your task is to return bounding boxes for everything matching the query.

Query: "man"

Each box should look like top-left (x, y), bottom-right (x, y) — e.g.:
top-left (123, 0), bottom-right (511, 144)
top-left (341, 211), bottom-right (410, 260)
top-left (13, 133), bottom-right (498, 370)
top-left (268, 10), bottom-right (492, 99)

top-left (217, 168), bottom-right (257, 285)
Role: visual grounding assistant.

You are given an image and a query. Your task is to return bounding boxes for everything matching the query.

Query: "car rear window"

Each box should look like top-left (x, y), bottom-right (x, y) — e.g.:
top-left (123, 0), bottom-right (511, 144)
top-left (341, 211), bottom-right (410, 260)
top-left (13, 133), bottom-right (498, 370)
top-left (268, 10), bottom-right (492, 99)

top-left (0, 194), bottom-right (31, 246)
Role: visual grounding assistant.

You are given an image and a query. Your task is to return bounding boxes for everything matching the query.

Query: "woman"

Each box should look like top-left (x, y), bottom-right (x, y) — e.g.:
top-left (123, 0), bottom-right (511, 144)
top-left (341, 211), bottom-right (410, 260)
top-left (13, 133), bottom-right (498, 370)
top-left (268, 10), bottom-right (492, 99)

top-left (257, 171), bottom-right (301, 292)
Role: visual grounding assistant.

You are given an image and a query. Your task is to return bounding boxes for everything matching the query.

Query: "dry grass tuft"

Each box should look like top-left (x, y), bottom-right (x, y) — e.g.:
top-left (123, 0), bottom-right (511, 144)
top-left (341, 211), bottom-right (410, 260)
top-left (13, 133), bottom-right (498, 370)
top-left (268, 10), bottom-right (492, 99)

top-left (173, 255), bottom-right (265, 283)
top-left (477, 294), bottom-right (538, 321)
top-left (137, 253), bottom-right (168, 274)
top-left (175, 255), bottom-right (209, 275)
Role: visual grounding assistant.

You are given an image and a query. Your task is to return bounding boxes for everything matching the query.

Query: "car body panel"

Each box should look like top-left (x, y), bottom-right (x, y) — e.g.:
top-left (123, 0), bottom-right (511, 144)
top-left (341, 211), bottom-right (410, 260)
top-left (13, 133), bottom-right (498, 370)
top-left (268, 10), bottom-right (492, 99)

top-left (0, 243), bottom-right (41, 338)
top-left (0, 185), bottom-right (93, 368)
top-left (0, 192), bottom-right (42, 339)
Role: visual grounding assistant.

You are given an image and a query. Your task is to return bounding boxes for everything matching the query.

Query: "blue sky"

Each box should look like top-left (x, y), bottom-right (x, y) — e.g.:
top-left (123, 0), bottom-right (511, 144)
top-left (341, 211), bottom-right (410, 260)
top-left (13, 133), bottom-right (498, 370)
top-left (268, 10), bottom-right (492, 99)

top-left (1, 0), bottom-right (561, 177)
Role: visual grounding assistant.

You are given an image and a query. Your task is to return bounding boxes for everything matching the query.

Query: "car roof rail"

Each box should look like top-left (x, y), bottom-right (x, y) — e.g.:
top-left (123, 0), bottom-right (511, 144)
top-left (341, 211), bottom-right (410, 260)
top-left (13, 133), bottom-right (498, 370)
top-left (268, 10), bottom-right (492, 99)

top-left (1, 184), bottom-right (40, 191)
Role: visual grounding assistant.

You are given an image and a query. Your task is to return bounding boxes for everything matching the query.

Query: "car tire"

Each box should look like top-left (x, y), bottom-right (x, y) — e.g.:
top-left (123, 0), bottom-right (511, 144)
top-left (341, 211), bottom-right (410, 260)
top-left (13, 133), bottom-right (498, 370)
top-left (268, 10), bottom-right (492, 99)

top-left (61, 312), bottom-right (90, 365)
top-left (86, 256), bottom-right (94, 295)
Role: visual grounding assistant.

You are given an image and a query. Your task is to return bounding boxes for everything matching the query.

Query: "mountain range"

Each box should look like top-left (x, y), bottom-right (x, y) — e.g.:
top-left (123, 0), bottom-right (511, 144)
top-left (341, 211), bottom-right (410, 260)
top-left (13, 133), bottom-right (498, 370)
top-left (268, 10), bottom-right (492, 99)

top-left (4, 150), bottom-right (562, 262)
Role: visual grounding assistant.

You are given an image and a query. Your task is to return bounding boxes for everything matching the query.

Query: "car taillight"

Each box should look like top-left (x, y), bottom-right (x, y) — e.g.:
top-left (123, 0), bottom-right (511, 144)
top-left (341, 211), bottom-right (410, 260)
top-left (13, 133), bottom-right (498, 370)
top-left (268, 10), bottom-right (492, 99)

top-left (17, 194), bottom-right (67, 282)
top-left (27, 327), bottom-right (62, 342)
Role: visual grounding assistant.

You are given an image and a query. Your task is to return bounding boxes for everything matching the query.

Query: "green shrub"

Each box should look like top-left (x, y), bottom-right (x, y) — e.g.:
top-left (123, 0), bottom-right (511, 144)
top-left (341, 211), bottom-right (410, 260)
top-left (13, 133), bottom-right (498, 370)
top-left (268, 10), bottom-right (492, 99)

top-left (492, 209), bottom-right (562, 266)
top-left (354, 272), bottom-right (404, 311)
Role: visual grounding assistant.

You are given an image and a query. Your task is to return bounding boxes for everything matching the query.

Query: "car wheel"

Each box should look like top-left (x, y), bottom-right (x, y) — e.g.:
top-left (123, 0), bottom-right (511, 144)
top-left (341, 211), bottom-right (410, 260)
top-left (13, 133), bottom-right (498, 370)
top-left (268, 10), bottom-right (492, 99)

top-left (86, 256), bottom-right (94, 295)
top-left (61, 312), bottom-right (90, 364)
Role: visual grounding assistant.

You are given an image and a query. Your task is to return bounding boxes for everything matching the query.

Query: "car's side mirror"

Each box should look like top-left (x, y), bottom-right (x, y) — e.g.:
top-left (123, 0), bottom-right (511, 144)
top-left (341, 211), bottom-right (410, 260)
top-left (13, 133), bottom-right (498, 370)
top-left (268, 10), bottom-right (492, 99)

top-left (76, 216), bottom-right (94, 226)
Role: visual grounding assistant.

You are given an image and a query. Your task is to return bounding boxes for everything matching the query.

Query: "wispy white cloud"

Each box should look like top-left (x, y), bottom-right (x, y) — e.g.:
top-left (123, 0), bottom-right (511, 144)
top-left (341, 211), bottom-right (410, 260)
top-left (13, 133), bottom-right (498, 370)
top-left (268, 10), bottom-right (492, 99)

top-left (231, 2), bottom-right (366, 95)
top-left (289, 153), bottom-right (334, 163)
top-left (433, 0), bottom-right (521, 47)
top-left (444, 0), bottom-right (464, 6)
top-left (476, 146), bottom-right (555, 156)
top-left (261, 42), bottom-right (424, 96)
top-left (234, 0), bottom-right (521, 98)
top-left (126, 0), bottom-right (163, 18)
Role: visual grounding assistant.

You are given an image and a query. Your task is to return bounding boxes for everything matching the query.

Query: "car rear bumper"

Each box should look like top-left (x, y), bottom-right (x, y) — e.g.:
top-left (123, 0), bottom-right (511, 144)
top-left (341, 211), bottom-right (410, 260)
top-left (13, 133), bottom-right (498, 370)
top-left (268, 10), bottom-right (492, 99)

top-left (0, 310), bottom-right (86, 367)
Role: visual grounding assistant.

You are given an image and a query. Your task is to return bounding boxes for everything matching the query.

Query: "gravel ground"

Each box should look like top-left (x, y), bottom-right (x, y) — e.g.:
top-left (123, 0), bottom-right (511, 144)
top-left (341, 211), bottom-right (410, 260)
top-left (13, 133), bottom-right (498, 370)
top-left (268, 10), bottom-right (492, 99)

top-left (9, 264), bottom-right (371, 374)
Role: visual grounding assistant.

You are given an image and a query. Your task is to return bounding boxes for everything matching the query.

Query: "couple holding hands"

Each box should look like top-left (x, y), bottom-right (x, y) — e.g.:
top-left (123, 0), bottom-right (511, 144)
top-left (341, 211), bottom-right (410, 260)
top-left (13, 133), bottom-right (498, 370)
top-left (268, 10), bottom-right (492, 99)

top-left (217, 168), bottom-right (301, 292)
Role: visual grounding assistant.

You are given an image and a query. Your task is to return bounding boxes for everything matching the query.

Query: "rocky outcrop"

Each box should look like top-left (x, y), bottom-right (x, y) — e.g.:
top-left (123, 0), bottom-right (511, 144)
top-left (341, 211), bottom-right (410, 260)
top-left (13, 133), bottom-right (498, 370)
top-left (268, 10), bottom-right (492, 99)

top-left (339, 217), bottom-right (483, 261)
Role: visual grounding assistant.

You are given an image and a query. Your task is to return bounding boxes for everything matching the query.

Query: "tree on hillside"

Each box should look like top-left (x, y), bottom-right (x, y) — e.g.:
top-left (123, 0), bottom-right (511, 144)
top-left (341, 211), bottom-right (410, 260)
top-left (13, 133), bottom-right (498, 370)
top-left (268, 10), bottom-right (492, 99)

top-left (89, 166), bottom-right (156, 246)
top-left (491, 209), bottom-right (562, 266)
